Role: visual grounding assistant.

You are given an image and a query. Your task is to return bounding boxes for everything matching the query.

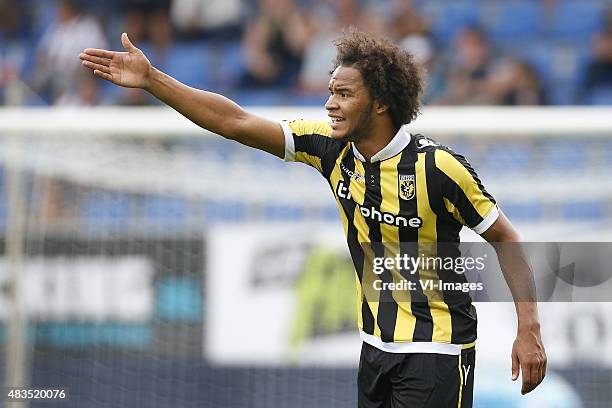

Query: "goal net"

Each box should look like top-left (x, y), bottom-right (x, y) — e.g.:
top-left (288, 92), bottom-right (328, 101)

top-left (0, 106), bottom-right (610, 407)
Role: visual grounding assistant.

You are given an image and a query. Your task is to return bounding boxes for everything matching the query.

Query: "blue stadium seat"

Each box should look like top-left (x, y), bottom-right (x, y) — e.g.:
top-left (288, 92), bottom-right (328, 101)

top-left (600, 140), bottom-right (612, 169)
top-left (481, 143), bottom-right (532, 174)
top-left (250, 148), bottom-right (286, 169)
top-left (514, 40), bottom-right (587, 104)
top-left (444, 141), bottom-right (475, 166)
top-left (584, 87), bottom-right (612, 105)
top-left (81, 192), bottom-right (132, 229)
top-left (204, 200), bottom-right (246, 222)
top-left (233, 89), bottom-right (288, 106)
top-left (420, 0), bottom-right (481, 44)
top-left (561, 43), bottom-right (592, 104)
top-left (5, 38), bottom-right (38, 77)
top-left (179, 138), bottom-right (238, 162)
top-left (483, 1), bottom-right (541, 43)
top-left (263, 204), bottom-right (305, 220)
top-left (215, 42), bottom-right (246, 88)
top-left (143, 196), bottom-right (188, 223)
top-left (606, 140), bottom-right (612, 167)
top-left (292, 92), bottom-right (328, 106)
top-left (538, 140), bottom-right (588, 171)
top-left (501, 202), bottom-right (543, 221)
top-left (549, 1), bottom-right (603, 39)
top-left (322, 205), bottom-right (341, 221)
top-left (31, 0), bottom-right (58, 39)
top-left (160, 42), bottom-right (214, 89)
top-left (0, 195), bottom-right (7, 229)
top-left (515, 41), bottom-right (555, 84)
top-left (561, 201), bottom-right (606, 220)
top-left (216, 140), bottom-right (241, 161)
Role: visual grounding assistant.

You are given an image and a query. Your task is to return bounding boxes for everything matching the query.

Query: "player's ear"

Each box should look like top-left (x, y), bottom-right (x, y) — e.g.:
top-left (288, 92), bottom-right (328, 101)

top-left (375, 101), bottom-right (389, 115)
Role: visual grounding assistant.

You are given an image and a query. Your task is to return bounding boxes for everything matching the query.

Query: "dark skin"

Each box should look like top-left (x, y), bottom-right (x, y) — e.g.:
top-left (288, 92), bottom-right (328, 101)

top-left (481, 215), bottom-right (547, 394)
top-left (325, 65), bottom-right (395, 160)
top-left (80, 33), bottom-right (546, 395)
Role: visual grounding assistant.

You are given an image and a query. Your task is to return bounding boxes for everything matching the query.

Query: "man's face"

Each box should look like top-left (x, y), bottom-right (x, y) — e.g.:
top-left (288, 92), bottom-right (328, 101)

top-left (325, 66), bottom-right (375, 142)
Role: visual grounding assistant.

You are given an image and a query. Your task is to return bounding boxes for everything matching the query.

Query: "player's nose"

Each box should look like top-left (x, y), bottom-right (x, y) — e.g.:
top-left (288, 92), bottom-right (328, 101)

top-left (324, 95), bottom-right (338, 111)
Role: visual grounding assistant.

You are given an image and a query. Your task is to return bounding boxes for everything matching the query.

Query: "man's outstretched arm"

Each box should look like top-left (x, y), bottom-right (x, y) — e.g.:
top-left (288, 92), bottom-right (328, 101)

top-left (480, 212), bottom-right (547, 395)
top-left (79, 33), bottom-right (285, 158)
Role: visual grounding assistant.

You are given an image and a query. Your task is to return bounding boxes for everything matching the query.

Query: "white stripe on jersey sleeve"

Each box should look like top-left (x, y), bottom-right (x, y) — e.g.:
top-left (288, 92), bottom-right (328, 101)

top-left (280, 121), bottom-right (295, 162)
top-left (472, 205), bottom-right (500, 235)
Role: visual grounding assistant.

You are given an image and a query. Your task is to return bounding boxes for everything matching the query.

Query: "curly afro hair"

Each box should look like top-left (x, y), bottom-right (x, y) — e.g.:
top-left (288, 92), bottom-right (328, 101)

top-left (332, 29), bottom-right (424, 129)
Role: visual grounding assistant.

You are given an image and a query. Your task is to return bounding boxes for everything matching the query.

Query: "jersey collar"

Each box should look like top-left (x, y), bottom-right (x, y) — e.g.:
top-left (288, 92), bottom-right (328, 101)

top-left (351, 125), bottom-right (411, 163)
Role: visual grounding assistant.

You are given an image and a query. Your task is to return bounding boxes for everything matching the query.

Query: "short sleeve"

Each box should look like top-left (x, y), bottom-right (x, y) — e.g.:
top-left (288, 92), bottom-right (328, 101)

top-left (281, 119), bottom-right (336, 173)
top-left (435, 149), bottom-right (499, 234)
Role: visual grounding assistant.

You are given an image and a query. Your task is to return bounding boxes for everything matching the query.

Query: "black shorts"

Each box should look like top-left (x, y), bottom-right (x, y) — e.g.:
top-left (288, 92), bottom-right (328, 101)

top-left (358, 342), bottom-right (475, 408)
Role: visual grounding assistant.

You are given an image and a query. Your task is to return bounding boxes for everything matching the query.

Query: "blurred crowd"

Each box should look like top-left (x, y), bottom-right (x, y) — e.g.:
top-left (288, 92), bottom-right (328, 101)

top-left (1, 0), bottom-right (612, 107)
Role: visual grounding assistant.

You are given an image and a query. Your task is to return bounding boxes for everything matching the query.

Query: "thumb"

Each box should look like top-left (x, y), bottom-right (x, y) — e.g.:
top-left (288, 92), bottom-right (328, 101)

top-left (121, 32), bottom-right (136, 51)
top-left (511, 351), bottom-right (520, 381)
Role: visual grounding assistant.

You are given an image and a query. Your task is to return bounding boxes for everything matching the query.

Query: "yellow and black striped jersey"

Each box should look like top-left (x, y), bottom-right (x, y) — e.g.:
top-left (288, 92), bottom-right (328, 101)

top-left (281, 119), bottom-right (499, 355)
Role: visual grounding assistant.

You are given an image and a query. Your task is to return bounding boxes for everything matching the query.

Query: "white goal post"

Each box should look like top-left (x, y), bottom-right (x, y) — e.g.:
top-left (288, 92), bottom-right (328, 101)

top-left (1, 106), bottom-right (612, 136)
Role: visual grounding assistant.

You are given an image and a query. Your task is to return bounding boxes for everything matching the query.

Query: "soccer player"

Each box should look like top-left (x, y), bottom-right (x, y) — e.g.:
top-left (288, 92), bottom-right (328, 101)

top-left (80, 30), bottom-right (546, 407)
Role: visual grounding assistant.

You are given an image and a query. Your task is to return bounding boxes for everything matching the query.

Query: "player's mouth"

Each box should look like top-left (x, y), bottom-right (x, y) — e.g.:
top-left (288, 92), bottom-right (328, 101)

top-left (330, 116), bottom-right (345, 129)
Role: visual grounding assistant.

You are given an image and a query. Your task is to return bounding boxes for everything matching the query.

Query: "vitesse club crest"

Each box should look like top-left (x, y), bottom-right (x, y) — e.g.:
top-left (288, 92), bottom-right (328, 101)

top-left (399, 174), bottom-right (415, 200)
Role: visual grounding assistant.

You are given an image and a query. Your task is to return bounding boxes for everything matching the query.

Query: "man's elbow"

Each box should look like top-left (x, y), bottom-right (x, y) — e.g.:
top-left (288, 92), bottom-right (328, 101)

top-left (222, 112), bottom-right (251, 142)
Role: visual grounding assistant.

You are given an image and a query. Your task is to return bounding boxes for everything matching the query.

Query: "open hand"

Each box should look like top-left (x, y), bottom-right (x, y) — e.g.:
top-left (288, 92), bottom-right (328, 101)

top-left (511, 324), bottom-right (547, 394)
top-left (80, 33), bottom-right (151, 89)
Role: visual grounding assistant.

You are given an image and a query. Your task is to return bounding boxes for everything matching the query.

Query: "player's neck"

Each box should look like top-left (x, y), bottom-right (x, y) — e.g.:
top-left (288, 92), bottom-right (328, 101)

top-left (353, 118), bottom-right (397, 162)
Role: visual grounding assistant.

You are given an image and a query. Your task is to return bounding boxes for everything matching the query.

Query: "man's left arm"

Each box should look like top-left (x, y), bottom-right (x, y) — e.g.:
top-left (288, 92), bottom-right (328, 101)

top-left (433, 148), bottom-right (547, 394)
top-left (481, 213), bottom-right (547, 395)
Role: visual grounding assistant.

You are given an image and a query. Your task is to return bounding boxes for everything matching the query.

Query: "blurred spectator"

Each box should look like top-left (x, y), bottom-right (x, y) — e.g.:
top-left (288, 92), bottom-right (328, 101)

top-left (297, 0), bottom-right (343, 94)
top-left (388, 0), bottom-right (435, 101)
top-left (118, 88), bottom-right (158, 106)
top-left (0, 0), bottom-right (31, 41)
top-left (391, 0), bottom-right (433, 67)
top-left (32, 0), bottom-right (107, 104)
top-left (55, 71), bottom-right (102, 106)
top-left (170, 0), bottom-right (244, 41)
top-left (433, 26), bottom-right (492, 105)
top-left (579, 28), bottom-right (612, 103)
top-left (1, 0), bottom-right (32, 105)
top-left (483, 59), bottom-right (546, 105)
top-left (334, 0), bottom-right (359, 29)
top-left (240, 0), bottom-right (308, 88)
top-left (36, 178), bottom-right (72, 222)
top-left (356, 3), bottom-right (388, 38)
top-left (122, 0), bottom-right (172, 51)
top-left (3, 0), bottom-right (612, 107)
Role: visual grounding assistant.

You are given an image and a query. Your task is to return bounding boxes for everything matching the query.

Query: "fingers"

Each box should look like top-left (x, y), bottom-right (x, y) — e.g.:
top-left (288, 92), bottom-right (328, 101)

top-left (93, 70), bottom-right (113, 82)
top-left (79, 53), bottom-right (110, 66)
top-left (511, 350), bottom-right (519, 381)
top-left (82, 48), bottom-right (115, 59)
top-left (80, 50), bottom-right (114, 82)
top-left (520, 356), bottom-right (546, 394)
top-left (521, 362), bottom-right (536, 394)
top-left (536, 354), bottom-right (547, 390)
top-left (81, 60), bottom-right (111, 75)
top-left (121, 32), bottom-right (136, 51)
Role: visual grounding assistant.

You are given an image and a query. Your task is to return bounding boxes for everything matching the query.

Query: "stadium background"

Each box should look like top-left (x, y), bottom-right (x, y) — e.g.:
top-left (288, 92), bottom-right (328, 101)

top-left (1, 0), bottom-right (612, 407)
